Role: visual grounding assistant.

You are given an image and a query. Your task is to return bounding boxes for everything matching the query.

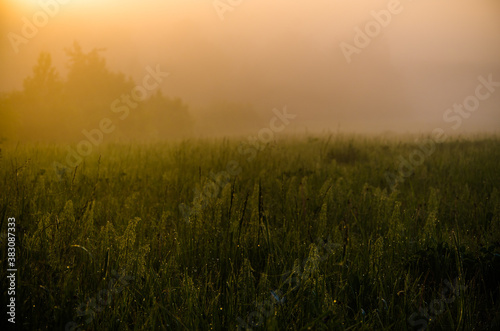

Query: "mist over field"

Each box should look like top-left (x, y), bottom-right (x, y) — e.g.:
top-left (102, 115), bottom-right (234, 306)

top-left (1, 1), bottom-right (500, 330)
top-left (1, 0), bottom-right (500, 141)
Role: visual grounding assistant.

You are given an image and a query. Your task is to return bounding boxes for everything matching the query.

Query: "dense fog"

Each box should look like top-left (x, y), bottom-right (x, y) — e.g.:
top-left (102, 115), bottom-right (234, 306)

top-left (1, 0), bottom-right (499, 141)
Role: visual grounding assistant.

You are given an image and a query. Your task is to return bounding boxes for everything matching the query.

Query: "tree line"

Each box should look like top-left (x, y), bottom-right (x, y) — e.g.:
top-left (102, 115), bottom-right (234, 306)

top-left (0, 42), bottom-right (193, 142)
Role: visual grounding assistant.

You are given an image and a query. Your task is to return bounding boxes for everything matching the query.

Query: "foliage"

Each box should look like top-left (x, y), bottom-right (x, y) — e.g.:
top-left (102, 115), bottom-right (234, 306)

top-left (0, 42), bottom-right (193, 142)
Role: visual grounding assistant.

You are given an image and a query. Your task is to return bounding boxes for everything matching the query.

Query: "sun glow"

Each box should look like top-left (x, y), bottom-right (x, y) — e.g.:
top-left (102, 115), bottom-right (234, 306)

top-left (2, 0), bottom-right (500, 135)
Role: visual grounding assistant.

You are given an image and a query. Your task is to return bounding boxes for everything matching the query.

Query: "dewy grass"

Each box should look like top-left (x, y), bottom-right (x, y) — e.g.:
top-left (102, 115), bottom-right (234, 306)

top-left (0, 134), bottom-right (499, 330)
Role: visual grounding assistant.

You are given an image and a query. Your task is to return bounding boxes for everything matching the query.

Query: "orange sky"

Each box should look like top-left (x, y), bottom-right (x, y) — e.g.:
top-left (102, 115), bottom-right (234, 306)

top-left (1, 0), bottom-right (500, 133)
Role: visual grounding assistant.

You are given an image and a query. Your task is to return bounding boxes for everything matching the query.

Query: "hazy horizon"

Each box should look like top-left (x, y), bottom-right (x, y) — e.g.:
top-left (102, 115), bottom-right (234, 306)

top-left (2, 0), bottom-right (500, 138)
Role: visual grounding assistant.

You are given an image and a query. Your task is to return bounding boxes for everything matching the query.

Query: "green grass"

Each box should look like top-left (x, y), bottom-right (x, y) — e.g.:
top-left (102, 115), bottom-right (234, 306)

top-left (1, 134), bottom-right (500, 330)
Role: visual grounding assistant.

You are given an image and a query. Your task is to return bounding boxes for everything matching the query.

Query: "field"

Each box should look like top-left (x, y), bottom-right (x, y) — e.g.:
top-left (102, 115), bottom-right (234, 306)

top-left (1, 134), bottom-right (500, 330)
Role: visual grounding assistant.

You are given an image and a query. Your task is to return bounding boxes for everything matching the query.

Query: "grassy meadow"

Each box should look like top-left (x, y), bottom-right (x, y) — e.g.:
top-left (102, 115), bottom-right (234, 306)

top-left (1, 134), bottom-right (500, 330)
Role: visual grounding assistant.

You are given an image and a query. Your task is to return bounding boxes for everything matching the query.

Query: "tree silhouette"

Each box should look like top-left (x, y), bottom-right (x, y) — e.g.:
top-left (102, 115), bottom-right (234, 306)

top-left (1, 52), bottom-right (65, 140)
top-left (23, 52), bottom-right (62, 98)
top-left (143, 91), bottom-right (194, 138)
top-left (64, 41), bottom-right (135, 131)
top-left (0, 42), bottom-right (194, 142)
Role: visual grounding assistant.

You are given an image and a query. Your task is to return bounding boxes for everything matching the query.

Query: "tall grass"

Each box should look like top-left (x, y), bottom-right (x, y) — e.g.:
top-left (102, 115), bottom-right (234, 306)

top-left (0, 134), bottom-right (499, 330)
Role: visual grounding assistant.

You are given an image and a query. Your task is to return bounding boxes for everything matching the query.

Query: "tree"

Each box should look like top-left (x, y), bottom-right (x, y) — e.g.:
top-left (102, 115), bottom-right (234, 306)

top-left (64, 41), bottom-right (135, 130)
top-left (23, 52), bottom-right (62, 99)
top-left (0, 92), bottom-right (20, 141)
top-left (143, 91), bottom-right (194, 138)
top-left (0, 42), bottom-right (194, 142)
top-left (4, 52), bottom-right (65, 140)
